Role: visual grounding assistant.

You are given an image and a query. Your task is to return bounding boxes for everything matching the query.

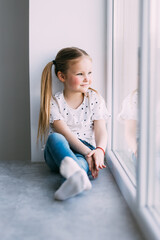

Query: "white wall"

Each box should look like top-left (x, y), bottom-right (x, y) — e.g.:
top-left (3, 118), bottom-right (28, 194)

top-left (29, 0), bottom-right (106, 162)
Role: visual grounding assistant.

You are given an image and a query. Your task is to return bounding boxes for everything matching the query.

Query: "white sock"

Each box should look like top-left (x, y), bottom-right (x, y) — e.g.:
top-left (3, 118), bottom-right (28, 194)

top-left (54, 170), bottom-right (91, 201)
top-left (60, 156), bottom-right (91, 190)
top-left (60, 156), bottom-right (80, 179)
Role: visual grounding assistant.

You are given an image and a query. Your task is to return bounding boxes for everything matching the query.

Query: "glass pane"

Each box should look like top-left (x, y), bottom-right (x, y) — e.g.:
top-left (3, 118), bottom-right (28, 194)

top-left (112, 0), bottom-right (140, 182)
top-left (150, 0), bottom-right (160, 214)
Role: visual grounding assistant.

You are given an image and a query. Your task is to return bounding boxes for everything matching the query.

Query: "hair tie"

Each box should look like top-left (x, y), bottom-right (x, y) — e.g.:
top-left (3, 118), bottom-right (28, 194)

top-left (52, 60), bottom-right (56, 65)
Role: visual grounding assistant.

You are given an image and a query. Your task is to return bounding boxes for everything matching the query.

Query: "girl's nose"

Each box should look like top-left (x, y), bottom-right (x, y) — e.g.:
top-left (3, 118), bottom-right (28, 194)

top-left (83, 75), bottom-right (89, 82)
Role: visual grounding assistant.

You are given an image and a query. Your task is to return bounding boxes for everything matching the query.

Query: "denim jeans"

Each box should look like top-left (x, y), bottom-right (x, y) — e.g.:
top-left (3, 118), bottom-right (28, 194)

top-left (44, 133), bottom-right (95, 175)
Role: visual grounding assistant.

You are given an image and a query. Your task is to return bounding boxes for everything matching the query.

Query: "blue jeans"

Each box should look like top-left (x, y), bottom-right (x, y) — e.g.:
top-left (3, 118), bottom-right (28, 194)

top-left (44, 133), bottom-right (95, 175)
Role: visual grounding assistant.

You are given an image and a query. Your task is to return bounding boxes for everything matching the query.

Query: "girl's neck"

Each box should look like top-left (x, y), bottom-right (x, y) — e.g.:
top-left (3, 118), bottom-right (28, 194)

top-left (63, 90), bottom-right (84, 109)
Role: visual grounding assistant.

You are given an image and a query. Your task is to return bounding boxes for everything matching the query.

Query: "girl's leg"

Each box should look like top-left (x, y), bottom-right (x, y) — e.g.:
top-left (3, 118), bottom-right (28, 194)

top-left (44, 146), bottom-right (59, 173)
top-left (45, 133), bottom-right (92, 175)
top-left (44, 133), bottom-right (92, 200)
top-left (74, 153), bottom-right (91, 175)
top-left (44, 133), bottom-right (78, 170)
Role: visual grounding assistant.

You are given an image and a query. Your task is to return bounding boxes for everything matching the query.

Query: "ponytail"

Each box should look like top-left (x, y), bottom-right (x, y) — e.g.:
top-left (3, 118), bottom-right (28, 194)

top-left (37, 61), bottom-right (53, 143)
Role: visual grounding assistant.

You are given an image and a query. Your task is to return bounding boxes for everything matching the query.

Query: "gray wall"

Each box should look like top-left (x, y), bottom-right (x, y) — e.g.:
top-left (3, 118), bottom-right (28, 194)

top-left (0, 0), bottom-right (30, 161)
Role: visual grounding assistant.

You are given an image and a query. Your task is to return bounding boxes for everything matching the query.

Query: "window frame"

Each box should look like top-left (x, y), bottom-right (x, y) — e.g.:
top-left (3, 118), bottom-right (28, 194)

top-left (106, 1), bottom-right (160, 239)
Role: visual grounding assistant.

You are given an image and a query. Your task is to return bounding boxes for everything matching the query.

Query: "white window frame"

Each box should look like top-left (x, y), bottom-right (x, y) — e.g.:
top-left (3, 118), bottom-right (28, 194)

top-left (106, 1), bottom-right (160, 239)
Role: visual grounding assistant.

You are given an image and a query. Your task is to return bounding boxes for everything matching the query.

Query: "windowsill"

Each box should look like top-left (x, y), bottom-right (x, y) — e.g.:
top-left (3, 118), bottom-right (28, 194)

top-left (107, 150), bottom-right (160, 240)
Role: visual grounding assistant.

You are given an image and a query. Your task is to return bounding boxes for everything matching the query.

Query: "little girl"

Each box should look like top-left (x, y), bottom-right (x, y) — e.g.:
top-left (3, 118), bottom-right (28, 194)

top-left (37, 47), bottom-right (110, 200)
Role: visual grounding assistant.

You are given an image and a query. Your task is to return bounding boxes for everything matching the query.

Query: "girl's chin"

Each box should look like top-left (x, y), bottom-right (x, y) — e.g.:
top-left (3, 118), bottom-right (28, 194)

top-left (80, 85), bottom-right (90, 91)
top-left (81, 88), bottom-right (89, 93)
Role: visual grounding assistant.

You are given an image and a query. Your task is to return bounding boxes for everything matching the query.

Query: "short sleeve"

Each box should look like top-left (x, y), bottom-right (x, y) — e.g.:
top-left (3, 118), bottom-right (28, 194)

top-left (91, 92), bottom-right (111, 122)
top-left (50, 97), bottom-right (64, 123)
top-left (118, 91), bottom-right (138, 123)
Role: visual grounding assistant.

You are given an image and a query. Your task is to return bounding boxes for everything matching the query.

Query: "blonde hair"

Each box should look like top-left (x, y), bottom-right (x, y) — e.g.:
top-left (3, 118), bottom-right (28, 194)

top-left (37, 47), bottom-right (92, 143)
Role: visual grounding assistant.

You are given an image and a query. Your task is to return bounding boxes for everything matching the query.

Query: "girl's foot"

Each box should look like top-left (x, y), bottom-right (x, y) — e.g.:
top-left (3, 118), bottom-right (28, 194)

top-left (60, 156), bottom-right (83, 178)
top-left (54, 170), bottom-right (91, 201)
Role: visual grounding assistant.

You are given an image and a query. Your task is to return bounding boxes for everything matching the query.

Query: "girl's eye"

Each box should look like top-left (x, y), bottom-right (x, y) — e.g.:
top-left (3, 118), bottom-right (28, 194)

top-left (76, 73), bottom-right (83, 76)
top-left (88, 72), bottom-right (92, 75)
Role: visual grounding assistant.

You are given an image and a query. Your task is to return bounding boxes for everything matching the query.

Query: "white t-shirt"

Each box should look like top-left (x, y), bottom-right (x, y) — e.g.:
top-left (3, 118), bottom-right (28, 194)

top-left (118, 90), bottom-right (138, 123)
top-left (49, 89), bottom-right (110, 146)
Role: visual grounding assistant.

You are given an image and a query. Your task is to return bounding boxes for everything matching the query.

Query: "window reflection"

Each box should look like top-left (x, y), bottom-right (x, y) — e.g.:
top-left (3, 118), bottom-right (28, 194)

top-left (112, 0), bottom-right (139, 181)
top-left (118, 89), bottom-right (138, 162)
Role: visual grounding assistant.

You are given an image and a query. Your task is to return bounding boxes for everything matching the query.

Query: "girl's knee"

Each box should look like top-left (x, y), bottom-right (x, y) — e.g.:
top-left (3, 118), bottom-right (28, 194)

top-left (47, 133), bottom-right (68, 147)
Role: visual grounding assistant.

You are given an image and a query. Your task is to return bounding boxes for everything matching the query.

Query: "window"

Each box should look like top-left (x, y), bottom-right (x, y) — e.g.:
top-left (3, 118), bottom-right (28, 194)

top-left (112, 0), bottom-right (139, 183)
top-left (106, 1), bottom-right (160, 239)
top-left (148, 0), bottom-right (160, 219)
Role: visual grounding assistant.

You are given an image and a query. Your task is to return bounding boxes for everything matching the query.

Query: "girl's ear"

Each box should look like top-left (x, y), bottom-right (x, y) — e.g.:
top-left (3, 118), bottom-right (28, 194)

top-left (57, 71), bottom-right (65, 83)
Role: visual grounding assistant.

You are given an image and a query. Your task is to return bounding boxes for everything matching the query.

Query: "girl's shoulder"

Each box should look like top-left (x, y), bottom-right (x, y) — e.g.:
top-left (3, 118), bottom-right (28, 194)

top-left (51, 91), bottom-right (63, 102)
top-left (86, 88), bottom-right (101, 101)
top-left (87, 88), bottom-right (98, 95)
top-left (86, 88), bottom-right (110, 120)
top-left (50, 91), bottom-right (64, 109)
top-left (87, 88), bottom-right (107, 108)
top-left (54, 91), bottom-right (63, 99)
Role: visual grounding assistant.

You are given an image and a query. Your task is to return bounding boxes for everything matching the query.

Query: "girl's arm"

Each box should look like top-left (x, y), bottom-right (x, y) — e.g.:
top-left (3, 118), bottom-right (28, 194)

top-left (53, 120), bottom-right (91, 156)
top-left (86, 119), bottom-right (107, 172)
top-left (94, 119), bottom-right (108, 150)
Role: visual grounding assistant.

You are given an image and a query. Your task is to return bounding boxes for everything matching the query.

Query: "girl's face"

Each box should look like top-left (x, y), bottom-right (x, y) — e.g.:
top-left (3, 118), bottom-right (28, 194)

top-left (62, 56), bottom-right (92, 94)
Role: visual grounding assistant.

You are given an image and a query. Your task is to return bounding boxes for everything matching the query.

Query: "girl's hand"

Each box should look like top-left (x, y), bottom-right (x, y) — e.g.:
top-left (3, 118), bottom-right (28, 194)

top-left (85, 154), bottom-right (99, 179)
top-left (87, 149), bottom-right (106, 171)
